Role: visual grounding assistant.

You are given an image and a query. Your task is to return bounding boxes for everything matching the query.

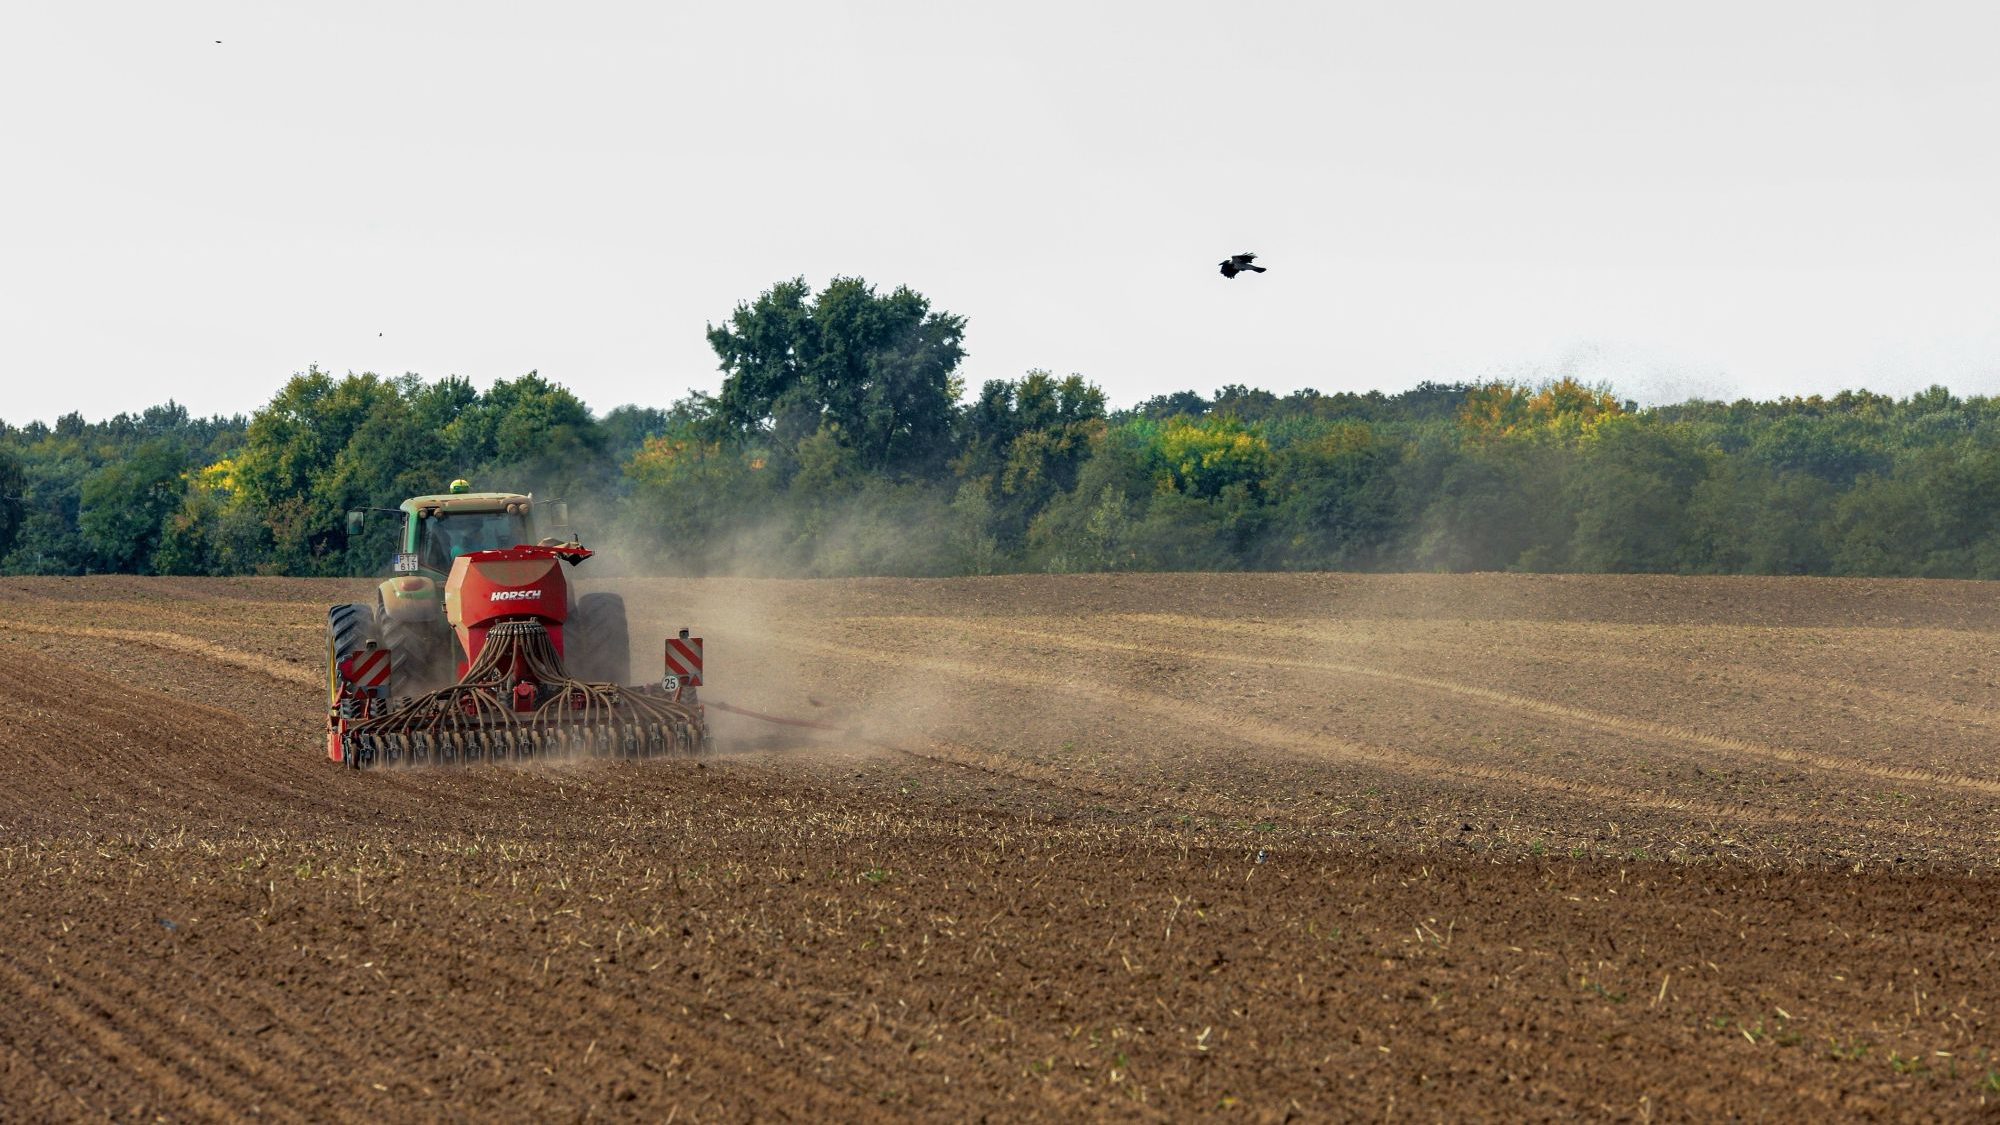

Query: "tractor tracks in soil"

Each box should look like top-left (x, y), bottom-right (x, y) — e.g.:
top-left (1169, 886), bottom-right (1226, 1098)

top-left (1112, 612), bottom-right (2000, 749)
top-left (0, 596), bottom-right (322, 637)
top-left (776, 632), bottom-right (1860, 834)
top-left (869, 737), bottom-right (1270, 825)
top-left (1370, 625), bottom-right (2000, 737)
top-left (0, 620), bottom-right (318, 687)
top-left (0, 643), bottom-right (325, 831)
top-left (839, 614), bottom-right (2000, 803)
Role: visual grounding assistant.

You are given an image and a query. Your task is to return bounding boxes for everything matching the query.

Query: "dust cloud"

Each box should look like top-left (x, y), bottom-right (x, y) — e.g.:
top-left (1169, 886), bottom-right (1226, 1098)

top-left (566, 506), bottom-right (988, 758)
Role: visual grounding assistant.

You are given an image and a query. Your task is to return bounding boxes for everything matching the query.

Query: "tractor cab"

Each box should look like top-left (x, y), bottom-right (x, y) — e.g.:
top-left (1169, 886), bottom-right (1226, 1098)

top-left (348, 480), bottom-right (542, 580)
top-left (345, 479), bottom-right (569, 582)
top-left (401, 495), bottom-right (535, 579)
top-left (345, 481), bottom-right (574, 657)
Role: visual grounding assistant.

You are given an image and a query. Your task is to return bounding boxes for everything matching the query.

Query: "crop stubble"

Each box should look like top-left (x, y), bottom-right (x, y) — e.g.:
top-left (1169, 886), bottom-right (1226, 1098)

top-left (0, 572), bottom-right (1995, 1121)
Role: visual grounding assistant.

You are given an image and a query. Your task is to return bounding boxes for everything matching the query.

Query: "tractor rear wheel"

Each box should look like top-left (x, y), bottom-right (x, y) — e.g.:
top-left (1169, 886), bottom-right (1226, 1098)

top-left (328, 604), bottom-right (375, 697)
top-left (380, 610), bottom-right (454, 700)
top-left (569, 592), bottom-right (630, 685)
top-left (327, 603), bottom-right (375, 763)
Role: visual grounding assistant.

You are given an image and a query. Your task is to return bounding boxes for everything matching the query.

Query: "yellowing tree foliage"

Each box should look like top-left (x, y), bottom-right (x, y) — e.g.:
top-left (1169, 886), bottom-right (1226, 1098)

top-left (1459, 377), bottom-right (1623, 445)
top-left (1154, 417), bottom-right (1272, 498)
top-left (626, 434), bottom-right (738, 491)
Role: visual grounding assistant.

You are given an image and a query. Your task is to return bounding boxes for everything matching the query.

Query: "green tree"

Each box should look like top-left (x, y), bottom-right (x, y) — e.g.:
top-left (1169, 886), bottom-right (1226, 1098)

top-left (1026, 425), bottom-right (1156, 571)
top-left (77, 439), bottom-right (187, 572)
top-left (1566, 418), bottom-right (1710, 573)
top-left (957, 371), bottom-right (1107, 546)
top-left (1918, 443), bottom-right (2000, 576)
top-left (474, 372), bottom-right (600, 466)
top-left (943, 479), bottom-right (1002, 576)
top-left (1154, 416), bottom-right (1271, 499)
top-left (232, 368), bottom-right (406, 573)
top-left (0, 445), bottom-right (21, 560)
top-left (1402, 441), bottom-right (1570, 571)
top-left (1748, 414), bottom-right (1889, 484)
top-left (622, 430), bottom-right (769, 574)
top-left (1129, 486), bottom-right (1252, 570)
top-left (598, 404), bottom-right (674, 461)
top-left (1827, 470), bottom-right (1933, 576)
top-left (0, 434), bottom-right (95, 574)
top-left (1264, 422), bottom-right (1403, 569)
top-left (708, 277), bottom-right (966, 478)
top-left (1685, 461), bottom-right (1834, 575)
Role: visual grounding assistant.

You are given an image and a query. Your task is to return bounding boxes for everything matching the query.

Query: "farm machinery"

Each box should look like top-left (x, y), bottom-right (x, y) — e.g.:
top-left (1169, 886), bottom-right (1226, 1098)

top-left (326, 481), bottom-right (708, 768)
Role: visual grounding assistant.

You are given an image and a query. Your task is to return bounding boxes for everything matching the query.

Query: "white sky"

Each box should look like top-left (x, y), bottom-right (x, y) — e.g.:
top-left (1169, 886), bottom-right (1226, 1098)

top-left (3, 1), bottom-right (1997, 424)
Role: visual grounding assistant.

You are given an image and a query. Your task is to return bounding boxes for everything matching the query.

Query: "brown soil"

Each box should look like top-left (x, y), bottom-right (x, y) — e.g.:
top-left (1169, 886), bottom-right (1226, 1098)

top-left (1, 572), bottom-right (1997, 1121)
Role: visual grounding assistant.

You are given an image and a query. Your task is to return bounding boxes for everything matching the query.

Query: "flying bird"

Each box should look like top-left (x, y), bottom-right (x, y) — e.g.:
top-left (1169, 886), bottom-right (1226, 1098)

top-left (1218, 252), bottom-right (1266, 279)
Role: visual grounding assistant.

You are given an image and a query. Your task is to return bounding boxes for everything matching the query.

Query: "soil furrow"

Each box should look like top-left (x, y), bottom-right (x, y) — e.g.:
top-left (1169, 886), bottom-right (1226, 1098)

top-left (380, 922), bottom-right (883, 1119)
top-left (0, 620), bottom-right (318, 687)
top-left (3, 573), bottom-right (1997, 1119)
top-left (929, 616), bottom-right (2000, 798)
top-left (876, 738), bottom-right (1270, 823)
top-left (0, 1021), bottom-right (103, 1120)
top-left (1096, 611), bottom-right (2000, 746)
top-left (791, 634), bottom-right (1878, 837)
top-left (0, 950), bottom-right (241, 1121)
top-left (31, 943), bottom-right (319, 1122)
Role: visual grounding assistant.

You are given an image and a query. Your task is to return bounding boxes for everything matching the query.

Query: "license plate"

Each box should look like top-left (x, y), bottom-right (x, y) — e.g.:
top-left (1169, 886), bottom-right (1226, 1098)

top-left (393, 553), bottom-right (421, 573)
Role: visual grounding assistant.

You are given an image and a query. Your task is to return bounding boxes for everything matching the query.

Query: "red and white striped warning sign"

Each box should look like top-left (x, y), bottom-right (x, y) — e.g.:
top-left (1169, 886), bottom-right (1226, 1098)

top-left (341, 649), bottom-right (391, 690)
top-left (665, 636), bottom-right (704, 686)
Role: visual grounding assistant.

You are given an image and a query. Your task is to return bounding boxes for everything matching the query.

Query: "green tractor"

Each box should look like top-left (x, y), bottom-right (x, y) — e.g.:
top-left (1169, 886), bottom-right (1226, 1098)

top-left (332, 479), bottom-right (630, 703)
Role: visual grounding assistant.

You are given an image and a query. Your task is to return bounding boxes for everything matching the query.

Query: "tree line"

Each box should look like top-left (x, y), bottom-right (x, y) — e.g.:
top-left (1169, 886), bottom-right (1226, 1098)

top-left (5, 276), bottom-right (1999, 580)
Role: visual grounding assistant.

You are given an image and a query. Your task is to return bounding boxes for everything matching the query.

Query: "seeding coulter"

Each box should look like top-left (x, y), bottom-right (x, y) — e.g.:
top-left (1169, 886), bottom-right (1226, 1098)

top-left (326, 484), bottom-right (709, 768)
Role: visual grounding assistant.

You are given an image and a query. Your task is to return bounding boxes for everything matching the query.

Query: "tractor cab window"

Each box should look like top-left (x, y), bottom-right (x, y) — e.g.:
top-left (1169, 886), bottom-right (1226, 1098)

top-left (419, 510), bottom-right (526, 571)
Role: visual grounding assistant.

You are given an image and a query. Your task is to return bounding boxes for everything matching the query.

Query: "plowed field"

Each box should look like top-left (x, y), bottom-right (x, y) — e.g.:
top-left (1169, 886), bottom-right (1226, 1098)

top-left (2, 573), bottom-right (1997, 1121)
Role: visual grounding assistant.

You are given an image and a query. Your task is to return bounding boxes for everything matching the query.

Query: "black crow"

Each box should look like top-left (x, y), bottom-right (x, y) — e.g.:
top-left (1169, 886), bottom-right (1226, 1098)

top-left (1219, 252), bottom-right (1265, 279)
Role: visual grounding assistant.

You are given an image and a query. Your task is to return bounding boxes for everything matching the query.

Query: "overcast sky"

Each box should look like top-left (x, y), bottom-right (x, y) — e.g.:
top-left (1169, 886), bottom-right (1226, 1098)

top-left (3, 1), bottom-right (1996, 425)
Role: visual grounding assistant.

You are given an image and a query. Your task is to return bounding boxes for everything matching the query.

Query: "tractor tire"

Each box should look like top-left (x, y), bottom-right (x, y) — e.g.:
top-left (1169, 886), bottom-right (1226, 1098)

top-left (380, 608), bottom-right (455, 701)
top-left (568, 592), bottom-right (631, 685)
top-left (327, 603), bottom-right (376, 708)
top-left (327, 603), bottom-right (376, 764)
